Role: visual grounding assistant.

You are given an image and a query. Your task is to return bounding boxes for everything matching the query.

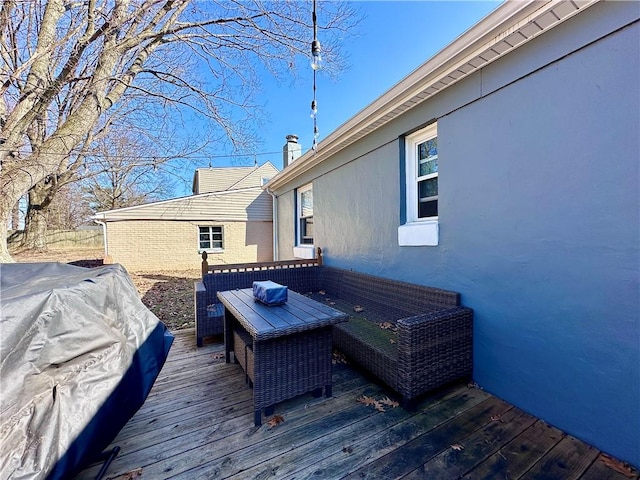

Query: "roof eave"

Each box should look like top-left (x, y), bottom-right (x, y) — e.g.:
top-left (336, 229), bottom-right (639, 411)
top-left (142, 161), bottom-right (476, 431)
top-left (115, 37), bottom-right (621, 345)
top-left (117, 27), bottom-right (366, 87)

top-left (266, 0), bottom-right (597, 191)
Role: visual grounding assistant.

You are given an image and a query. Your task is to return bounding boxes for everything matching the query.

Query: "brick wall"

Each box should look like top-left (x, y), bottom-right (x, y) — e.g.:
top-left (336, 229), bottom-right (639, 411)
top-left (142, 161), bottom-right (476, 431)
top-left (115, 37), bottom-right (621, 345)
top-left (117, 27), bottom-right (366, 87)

top-left (105, 220), bottom-right (273, 272)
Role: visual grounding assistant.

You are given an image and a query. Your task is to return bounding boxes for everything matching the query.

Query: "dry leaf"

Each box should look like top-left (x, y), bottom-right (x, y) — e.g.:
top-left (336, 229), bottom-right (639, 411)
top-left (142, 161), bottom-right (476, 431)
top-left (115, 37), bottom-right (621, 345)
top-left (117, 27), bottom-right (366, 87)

top-left (389, 339), bottom-right (396, 344)
top-left (342, 446), bottom-right (353, 454)
top-left (211, 352), bottom-right (225, 361)
top-left (373, 402), bottom-right (386, 412)
top-left (332, 351), bottom-right (348, 365)
top-left (357, 395), bottom-right (378, 407)
top-left (467, 382), bottom-right (481, 389)
top-left (490, 414), bottom-right (503, 422)
top-left (380, 397), bottom-right (400, 408)
top-left (318, 290), bottom-right (326, 295)
top-left (329, 301), bottom-right (336, 305)
top-left (379, 322), bottom-right (394, 330)
top-left (450, 444), bottom-right (464, 451)
top-left (598, 453), bottom-right (637, 478)
top-left (266, 414), bottom-right (285, 429)
top-left (353, 305), bottom-right (365, 313)
top-left (113, 468), bottom-right (143, 480)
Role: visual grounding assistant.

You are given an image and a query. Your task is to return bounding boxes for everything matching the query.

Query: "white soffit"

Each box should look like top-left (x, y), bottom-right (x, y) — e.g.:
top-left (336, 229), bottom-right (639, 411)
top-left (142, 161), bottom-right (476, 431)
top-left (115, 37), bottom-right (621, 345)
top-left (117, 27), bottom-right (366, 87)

top-left (268, 0), bottom-right (598, 191)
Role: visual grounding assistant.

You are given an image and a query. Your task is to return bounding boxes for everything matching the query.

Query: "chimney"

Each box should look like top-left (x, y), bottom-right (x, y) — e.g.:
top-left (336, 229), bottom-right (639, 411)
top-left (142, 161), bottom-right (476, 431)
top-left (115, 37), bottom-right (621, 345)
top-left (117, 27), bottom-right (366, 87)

top-left (283, 134), bottom-right (302, 168)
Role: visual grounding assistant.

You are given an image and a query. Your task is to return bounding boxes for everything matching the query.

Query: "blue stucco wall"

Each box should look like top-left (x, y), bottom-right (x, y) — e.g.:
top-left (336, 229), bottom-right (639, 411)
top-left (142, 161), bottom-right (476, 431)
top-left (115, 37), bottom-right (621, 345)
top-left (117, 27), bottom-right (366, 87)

top-left (437, 21), bottom-right (639, 467)
top-left (275, 2), bottom-right (639, 467)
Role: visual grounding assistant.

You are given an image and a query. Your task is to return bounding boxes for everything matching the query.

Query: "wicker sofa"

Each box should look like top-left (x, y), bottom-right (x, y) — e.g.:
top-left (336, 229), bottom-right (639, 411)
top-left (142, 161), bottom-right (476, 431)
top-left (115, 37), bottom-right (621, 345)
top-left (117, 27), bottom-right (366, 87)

top-left (194, 262), bottom-right (473, 405)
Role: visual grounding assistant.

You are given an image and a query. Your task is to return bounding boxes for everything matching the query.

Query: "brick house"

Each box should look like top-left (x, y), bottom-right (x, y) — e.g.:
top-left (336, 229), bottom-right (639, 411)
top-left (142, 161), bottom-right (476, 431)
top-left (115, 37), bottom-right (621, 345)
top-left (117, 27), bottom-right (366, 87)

top-left (94, 162), bottom-right (278, 271)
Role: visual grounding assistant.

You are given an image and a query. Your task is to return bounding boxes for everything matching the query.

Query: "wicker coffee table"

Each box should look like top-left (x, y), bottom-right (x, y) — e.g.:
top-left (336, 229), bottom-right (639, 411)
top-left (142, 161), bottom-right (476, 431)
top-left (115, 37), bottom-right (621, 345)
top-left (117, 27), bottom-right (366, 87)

top-left (217, 288), bottom-right (348, 426)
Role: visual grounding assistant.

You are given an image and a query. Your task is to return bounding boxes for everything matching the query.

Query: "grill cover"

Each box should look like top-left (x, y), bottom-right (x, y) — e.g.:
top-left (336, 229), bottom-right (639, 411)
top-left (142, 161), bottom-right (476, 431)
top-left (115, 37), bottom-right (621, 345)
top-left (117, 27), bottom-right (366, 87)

top-left (0, 262), bottom-right (173, 480)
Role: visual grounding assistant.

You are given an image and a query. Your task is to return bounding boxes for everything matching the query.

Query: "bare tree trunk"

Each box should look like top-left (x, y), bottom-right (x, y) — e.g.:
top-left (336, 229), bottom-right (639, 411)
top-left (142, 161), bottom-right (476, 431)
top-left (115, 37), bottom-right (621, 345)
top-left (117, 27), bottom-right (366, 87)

top-left (0, 207), bottom-right (15, 263)
top-left (11, 201), bottom-right (20, 230)
top-left (23, 181), bottom-right (51, 251)
top-left (0, 175), bottom-right (33, 262)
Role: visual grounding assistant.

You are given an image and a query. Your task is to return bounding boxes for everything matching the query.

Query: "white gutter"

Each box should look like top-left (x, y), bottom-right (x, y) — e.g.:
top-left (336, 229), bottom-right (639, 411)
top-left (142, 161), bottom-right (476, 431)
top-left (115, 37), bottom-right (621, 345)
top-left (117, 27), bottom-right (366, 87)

top-left (93, 216), bottom-right (108, 259)
top-left (266, 187), bottom-right (278, 261)
top-left (267, 0), bottom-right (598, 191)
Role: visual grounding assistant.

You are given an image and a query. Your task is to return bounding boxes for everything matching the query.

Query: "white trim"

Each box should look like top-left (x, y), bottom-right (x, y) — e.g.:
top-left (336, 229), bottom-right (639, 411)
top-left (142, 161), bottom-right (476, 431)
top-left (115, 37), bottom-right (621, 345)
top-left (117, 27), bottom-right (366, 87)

top-left (198, 225), bottom-right (224, 251)
top-left (265, 0), bottom-right (597, 192)
top-left (405, 123), bottom-right (438, 223)
top-left (293, 246), bottom-right (316, 259)
top-left (296, 183), bottom-right (313, 246)
top-left (398, 221), bottom-right (439, 247)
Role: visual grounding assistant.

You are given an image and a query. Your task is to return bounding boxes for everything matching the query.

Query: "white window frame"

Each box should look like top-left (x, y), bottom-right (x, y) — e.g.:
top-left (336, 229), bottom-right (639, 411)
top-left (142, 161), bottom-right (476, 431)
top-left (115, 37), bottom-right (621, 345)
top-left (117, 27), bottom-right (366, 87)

top-left (399, 123), bottom-right (439, 246)
top-left (294, 183), bottom-right (315, 258)
top-left (198, 225), bottom-right (224, 252)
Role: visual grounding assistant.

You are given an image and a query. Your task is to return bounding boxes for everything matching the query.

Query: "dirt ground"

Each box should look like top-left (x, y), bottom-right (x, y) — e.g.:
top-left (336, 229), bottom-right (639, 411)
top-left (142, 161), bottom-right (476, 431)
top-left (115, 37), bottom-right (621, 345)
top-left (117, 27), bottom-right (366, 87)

top-left (9, 248), bottom-right (199, 331)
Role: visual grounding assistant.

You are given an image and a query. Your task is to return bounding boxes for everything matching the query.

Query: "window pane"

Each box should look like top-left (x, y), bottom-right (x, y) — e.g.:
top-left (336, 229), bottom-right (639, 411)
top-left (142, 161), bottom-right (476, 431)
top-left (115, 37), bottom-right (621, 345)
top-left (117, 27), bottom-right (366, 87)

top-left (419, 200), bottom-right (438, 218)
top-left (418, 138), bottom-right (437, 160)
top-left (417, 138), bottom-right (438, 176)
top-left (419, 158), bottom-right (438, 177)
top-left (418, 178), bottom-right (438, 199)
top-left (300, 189), bottom-right (313, 218)
top-left (300, 217), bottom-right (314, 244)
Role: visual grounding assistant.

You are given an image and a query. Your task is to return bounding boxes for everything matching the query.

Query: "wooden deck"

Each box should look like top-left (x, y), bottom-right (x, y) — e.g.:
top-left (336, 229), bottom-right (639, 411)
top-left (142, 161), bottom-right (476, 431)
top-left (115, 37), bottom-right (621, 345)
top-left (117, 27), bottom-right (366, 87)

top-left (76, 329), bottom-right (638, 480)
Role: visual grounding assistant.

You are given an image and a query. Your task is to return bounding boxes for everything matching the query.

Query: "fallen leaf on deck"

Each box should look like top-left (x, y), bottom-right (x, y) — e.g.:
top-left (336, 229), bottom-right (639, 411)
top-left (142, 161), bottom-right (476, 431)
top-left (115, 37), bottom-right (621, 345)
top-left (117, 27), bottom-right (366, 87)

top-left (319, 290), bottom-right (326, 295)
top-left (211, 352), bottom-right (225, 361)
top-left (342, 446), bottom-right (353, 454)
top-left (353, 305), bottom-right (365, 313)
top-left (598, 453), bottom-right (637, 478)
top-left (467, 382), bottom-right (481, 389)
top-left (329, 301), bottom-right (336, 305)
top-left (266, 415), bottom-right (285, 429)
top-left (357, 395), bottom-right (378, 407)
top-left (380, 397), bottom-right (400, 408)
top-left (113, 468), bottom-right (143, 480)
top-left (379, 322), bottom-right (394, 330)
top-left (373, 402), bottom-right (386, 412)
top-left (450, 444), bottom-right (465, 451)
top-left (389, 338), bottom-right (396, 344)
top-left (332, 351), bottom-right (348, 364)
top-left (491, 414), bottom-right (503, 422)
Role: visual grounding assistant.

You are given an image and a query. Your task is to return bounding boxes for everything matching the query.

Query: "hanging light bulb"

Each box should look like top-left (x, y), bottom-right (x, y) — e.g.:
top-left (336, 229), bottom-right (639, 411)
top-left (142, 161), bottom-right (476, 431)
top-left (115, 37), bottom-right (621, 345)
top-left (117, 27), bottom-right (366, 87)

top-left (311, 39), bottom-right (322, 70)
top-left (310, 100), bottom-right (318, 118)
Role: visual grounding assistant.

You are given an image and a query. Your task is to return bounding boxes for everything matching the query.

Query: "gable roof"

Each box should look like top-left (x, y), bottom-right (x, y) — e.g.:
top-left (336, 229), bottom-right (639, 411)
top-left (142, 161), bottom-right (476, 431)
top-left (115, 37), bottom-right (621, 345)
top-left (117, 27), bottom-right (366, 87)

top-left (266, 0), bottom-right (598, 191)
top-left (193, 162), bottom-right (278, 194)
top-left (93, 187), bottom-right (273, 222)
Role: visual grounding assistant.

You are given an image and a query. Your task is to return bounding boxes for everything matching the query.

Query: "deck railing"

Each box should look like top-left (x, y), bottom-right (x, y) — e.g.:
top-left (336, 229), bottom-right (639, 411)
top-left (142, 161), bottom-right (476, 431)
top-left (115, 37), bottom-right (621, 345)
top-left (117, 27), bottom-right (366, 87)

top-left (201, 247), bottom-right (322, 277)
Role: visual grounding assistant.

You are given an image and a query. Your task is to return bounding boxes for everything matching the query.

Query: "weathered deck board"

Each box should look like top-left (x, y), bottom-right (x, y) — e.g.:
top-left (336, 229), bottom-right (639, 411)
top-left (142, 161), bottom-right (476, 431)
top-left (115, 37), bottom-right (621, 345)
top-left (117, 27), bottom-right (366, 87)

top-left (74, 328), bottom-right (638, 480)
top-left (459, 420), bottom-right (564, 479)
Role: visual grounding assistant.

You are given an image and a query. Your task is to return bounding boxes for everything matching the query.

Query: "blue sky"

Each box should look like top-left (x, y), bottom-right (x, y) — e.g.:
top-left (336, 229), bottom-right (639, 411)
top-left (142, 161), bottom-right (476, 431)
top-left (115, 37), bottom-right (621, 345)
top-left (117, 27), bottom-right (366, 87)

top-left (179, 1), bottom-right (501, 194)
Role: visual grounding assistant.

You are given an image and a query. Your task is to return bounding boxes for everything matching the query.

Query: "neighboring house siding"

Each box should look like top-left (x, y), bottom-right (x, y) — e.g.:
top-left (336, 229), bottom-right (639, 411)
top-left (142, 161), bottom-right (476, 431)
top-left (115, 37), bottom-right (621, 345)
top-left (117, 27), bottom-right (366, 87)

top-left (100, 189), bottom-right (273, 222)
top-left (232, 163), bottom-right (278, 190)
top-left (272, 2), bottom-right (639, 468)
top-left (194, 168), bottom-right (250, 194)
top-left (105, 220), bottom-right (273, 271)
top-left (194, 163), bottom-right (278, 194)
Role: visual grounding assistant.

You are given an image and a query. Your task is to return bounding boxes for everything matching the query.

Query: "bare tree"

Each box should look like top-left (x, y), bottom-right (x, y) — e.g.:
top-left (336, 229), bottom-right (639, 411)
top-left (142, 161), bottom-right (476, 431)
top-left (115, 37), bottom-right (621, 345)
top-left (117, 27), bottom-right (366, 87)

top-left (0, 0), bottom-right (356, 261)
top-left (81, 128), bottom-right (175, 212)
